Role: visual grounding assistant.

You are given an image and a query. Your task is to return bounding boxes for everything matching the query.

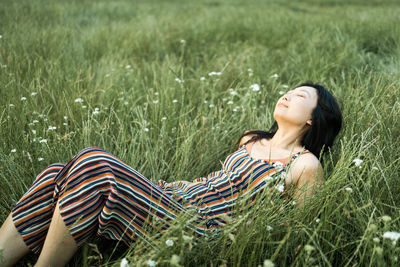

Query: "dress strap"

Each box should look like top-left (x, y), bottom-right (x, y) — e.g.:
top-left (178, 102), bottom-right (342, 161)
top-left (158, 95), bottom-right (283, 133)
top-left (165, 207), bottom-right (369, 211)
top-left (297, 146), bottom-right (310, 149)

top-left (244, 140), bottom-right (310, 163)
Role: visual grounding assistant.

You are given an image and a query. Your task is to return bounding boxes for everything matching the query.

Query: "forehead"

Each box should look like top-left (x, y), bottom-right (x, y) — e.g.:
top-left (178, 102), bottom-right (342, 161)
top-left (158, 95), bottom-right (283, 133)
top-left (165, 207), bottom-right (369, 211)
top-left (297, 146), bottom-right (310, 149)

top-left (294, 86), bottom-right (318, 98)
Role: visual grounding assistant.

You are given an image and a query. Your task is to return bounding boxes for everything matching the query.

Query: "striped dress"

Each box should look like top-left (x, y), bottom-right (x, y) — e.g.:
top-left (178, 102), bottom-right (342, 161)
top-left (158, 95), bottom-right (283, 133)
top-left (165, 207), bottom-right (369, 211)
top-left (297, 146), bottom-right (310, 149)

top-left (11, 141), bottom-right (309, 253)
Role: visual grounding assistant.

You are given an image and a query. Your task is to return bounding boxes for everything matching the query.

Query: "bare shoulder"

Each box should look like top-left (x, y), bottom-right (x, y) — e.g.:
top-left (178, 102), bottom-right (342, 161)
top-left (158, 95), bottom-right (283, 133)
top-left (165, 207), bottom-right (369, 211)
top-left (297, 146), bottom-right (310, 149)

top-left (238, 129), bottom-right (258, 147)
top-left (288, 152), bottom-right (324, 185)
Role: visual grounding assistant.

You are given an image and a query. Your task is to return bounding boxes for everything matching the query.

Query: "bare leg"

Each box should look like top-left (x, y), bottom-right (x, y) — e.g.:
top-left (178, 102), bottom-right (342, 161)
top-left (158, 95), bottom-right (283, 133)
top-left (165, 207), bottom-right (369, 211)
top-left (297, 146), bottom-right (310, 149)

top-left (0, 213), bottom-right (31, 267)
top-left (34, 201), bottom-right (78, 267)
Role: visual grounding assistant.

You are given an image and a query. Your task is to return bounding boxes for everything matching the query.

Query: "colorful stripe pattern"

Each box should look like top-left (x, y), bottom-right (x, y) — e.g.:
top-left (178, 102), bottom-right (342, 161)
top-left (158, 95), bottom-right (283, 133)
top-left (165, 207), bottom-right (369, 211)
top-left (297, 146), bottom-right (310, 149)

top-left (12, 144), bottom-right (308, 254)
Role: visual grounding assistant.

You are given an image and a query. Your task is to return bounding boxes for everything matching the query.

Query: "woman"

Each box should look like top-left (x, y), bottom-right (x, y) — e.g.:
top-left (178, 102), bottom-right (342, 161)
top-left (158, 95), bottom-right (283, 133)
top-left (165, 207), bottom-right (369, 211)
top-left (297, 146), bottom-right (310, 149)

top-left (0, 82), bottom-right (342, 267)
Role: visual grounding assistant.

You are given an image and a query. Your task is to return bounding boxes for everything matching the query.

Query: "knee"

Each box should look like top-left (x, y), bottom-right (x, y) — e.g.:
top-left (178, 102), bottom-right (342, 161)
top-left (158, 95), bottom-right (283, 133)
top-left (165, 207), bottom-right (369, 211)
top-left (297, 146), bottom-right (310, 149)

top-left (73, 147), bottom-right (110, 163)
top-left (68, 147), bottom-right (114, 174)
top-left (33, 163), bottom-right (66, 185)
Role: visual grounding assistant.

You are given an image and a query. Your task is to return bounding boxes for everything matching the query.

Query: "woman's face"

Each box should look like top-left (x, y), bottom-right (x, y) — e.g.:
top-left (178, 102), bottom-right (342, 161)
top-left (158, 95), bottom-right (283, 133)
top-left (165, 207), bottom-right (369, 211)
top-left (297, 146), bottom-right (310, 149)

top-left (273, 86), bottom-right (318, 127)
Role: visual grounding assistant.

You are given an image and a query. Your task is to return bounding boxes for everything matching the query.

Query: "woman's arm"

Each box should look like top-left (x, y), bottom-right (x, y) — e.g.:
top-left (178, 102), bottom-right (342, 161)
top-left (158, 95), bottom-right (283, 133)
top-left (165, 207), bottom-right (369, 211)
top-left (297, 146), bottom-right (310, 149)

top-left (288, 154), bottom-right (324, 207)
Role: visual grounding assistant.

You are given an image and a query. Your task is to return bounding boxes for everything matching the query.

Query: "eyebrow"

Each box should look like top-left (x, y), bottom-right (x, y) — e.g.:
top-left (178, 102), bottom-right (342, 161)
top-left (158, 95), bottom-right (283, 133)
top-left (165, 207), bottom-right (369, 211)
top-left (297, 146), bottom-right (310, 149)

top-left (299, 89), bottom-right (311, 97)
top-left (287, 89), bottom-right (312, 97)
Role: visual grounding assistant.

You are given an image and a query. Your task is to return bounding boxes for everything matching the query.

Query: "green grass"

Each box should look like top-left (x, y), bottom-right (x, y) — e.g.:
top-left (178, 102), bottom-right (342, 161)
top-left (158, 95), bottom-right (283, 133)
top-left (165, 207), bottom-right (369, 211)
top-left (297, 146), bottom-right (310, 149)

top-left (1, 0), bottom-right (400, 266)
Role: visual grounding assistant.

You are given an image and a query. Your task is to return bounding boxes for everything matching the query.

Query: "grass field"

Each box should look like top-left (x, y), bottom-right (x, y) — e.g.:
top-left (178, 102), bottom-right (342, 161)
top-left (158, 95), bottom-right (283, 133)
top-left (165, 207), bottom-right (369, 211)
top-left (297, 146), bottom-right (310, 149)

top-left (1, 0), bottom-right (400, 266)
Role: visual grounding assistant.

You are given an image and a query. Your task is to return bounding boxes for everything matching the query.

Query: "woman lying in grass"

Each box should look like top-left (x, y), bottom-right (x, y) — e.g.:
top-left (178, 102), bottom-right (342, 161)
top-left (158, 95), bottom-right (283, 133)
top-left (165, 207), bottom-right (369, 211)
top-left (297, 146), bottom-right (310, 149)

top-left (0, 82), bottom-right (342, 267)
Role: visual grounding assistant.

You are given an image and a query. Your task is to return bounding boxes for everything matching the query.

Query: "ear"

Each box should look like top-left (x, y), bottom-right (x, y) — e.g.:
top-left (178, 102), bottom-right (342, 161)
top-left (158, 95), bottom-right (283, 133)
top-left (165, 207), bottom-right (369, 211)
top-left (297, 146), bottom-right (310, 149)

top-left (306, 120), bottom-right (312, 126)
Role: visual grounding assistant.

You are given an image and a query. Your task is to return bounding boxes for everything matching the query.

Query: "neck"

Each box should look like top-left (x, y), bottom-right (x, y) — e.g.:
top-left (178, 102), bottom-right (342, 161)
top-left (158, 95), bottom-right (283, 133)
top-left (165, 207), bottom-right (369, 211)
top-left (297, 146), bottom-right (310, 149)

top-left (269, 125), bottom-right (307, 151)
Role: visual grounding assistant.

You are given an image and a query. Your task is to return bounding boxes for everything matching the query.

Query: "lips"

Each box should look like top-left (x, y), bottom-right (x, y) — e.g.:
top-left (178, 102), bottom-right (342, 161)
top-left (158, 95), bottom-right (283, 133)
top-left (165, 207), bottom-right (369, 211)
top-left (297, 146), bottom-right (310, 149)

top-left (278, 102), bottom-right (288, 108)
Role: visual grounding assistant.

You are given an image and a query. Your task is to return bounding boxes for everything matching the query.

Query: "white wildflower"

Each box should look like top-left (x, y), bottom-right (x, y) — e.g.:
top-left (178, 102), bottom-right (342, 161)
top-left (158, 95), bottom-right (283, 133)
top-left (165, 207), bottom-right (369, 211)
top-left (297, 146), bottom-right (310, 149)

top-left (146, 259), bottom-right (157, 267)
top-left (247, 68), bottom-right (253, 72)
top-left (48, 126), bottom-right (56, 130)
top-left (273, 161), bottom-right (284, 168)
top-left (120, 258), bottom-right (130, 267)
top-left (172, 99), bottom-right (178, 103)
top-left (154, 92), bottom-right (159, 95)
top-left (279, 91), bottom-right (285, 95)
top-left (180, 39), bottom-right (186, 44)
top-left (227, 100), bottom-right (233, 105)
top-left (345, 187), bottom-right (353, 192)
top-left (263, 259), bottom-right (275, 267)
top-left (165, 239), bottom-right (174, 247)
top-left (271, 73), bottom-right (279, 78)
top-left (143, 128), bottom-right (149, 132)
top-left (38, 157), bottom-right (44, 161)
top-left (304, 244), bottom-right (315, 253)
top-left (373, 237), bottom-right (380, 243)
top-left (63, 116), bottom-right (68, 120)
top-left (124, 101), bottom-right (128, 105)
top-left (315, 218), bottom-right (320, 223)
top-left (39, 114), bottom-right (45, 118)
top-left (282, 84), bottom-right (289, 88)
top-left (63, 122), bottom-right (68, 126)
top-left (152, 100), bottom-right (159, 104)
top-left (200, 77), bottom-right (206, 81)
top-left (74, 98), bottom-right (84, 103)
top-left (383, 231), bottom-right (400, 246)
top-left (275, 183), bottom-right (284, 192)
top-left (353, 158), bottom-right (363, 168)
top-left (11, 149), bottom-right (16, 153)
top-left (208, 71), bottom-right (222, 76)
top-left (82, 105), bottom-right (87, 109)
top-left (125, 65), bottom-right (131, 69)
top-left (250, 84), bottom-right (260, 92)
top-left (203, 100), bottom-right (208, 104)
top-left (33, 120), bottom-right (39, 124)
top-left (230, 91), bottom-right (238, 96)
top-left (161, 117), bottom-right (167, 121)
top-left (9, 104), bottom-right (15, 107)
top-left (266, 225), bottom-right (273, 231)
top-left (292, 201), bottom-right (297, 205)
top-left (21, 97), bottom-right (27, 101)
top-left (381, 215), bottom-right (391, 222)
top-left (92, 110), bottom-right (100, 115)
top-left (175, 78), bottom-right (184, 83)
top-left (31, 92), bottom-right (37, 96)
top-left (209, 104), bottom-right (215, 108)
top-left (39, 139), bottom-right (47, 143)
top-left (0, 35), bottom-right (2, 39)
top-left (32, 130), bottom-right (36, 135)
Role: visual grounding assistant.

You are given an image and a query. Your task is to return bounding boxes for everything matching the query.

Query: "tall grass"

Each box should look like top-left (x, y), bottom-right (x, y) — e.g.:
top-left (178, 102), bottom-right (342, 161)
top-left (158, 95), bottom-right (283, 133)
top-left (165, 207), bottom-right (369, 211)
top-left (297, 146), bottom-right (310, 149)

top-left (1, 0), bottom-right (399, 266)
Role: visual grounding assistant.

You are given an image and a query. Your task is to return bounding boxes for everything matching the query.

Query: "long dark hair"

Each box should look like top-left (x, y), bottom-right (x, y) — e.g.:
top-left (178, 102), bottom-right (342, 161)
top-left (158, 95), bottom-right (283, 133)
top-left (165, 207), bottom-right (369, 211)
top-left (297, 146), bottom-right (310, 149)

top-left (238, 82), bottom-right (342, 163)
